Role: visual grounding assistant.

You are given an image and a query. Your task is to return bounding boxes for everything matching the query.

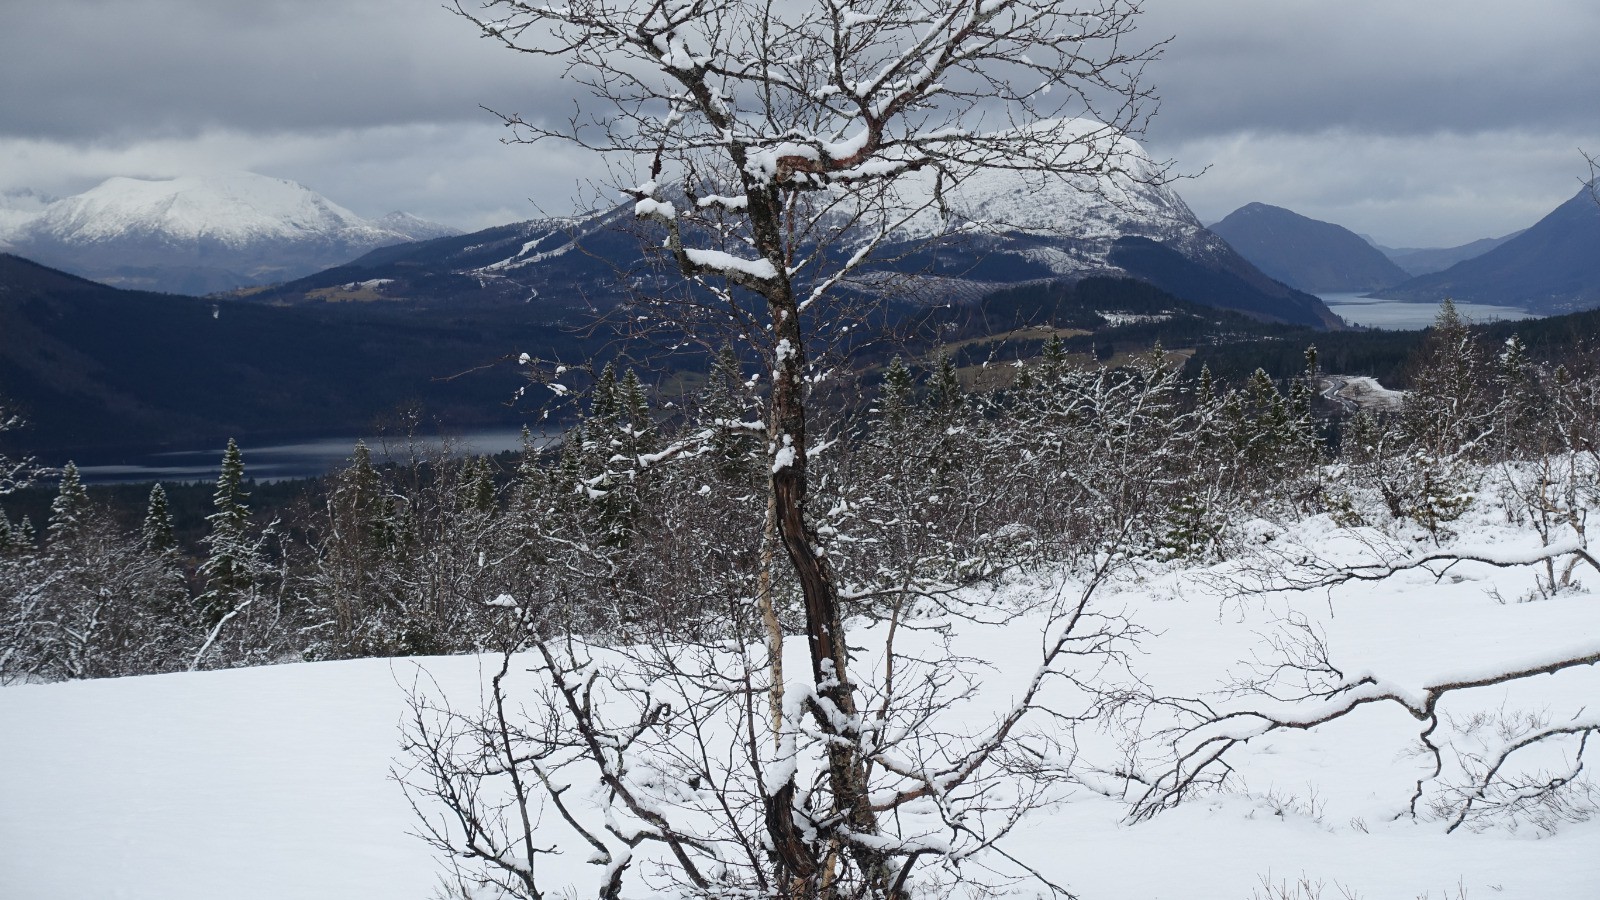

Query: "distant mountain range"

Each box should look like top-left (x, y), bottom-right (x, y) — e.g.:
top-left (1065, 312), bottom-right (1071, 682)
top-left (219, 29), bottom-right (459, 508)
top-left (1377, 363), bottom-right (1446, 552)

top-left (0, 172), bottom-right (458, 295)
top-left (1207, 203), bottom-right (1410, 293)
top-left (1371, 185), bottom-right (1600, 314)
top-left (1207, 186), bottom-right (1600, 317)
top-left (0, 249), bottom-right (1335, 460)
top-left (1370, 232), bottom-right (1524, 276)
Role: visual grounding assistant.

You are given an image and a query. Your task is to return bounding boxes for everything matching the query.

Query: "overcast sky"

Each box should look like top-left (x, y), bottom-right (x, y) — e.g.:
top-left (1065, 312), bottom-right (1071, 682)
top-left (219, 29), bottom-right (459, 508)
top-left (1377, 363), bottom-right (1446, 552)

top-left (2, 0), bottom-right (1596, 247)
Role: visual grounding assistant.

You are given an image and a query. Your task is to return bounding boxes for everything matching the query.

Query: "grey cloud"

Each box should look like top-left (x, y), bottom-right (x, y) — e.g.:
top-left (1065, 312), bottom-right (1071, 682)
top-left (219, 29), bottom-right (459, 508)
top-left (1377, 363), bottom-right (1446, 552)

top-left (1140, 0), bottom-right (1600, 140)
top-left (1156, 128), bottom-right (1598, 247)
top-left (4, 0), bottom-right (1598, 248)
top-left (0, 0), bottom-right (573, 141)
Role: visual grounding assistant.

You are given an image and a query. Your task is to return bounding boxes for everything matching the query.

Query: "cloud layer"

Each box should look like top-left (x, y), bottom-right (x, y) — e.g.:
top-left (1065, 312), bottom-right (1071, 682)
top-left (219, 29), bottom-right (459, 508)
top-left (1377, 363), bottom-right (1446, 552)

top-left (3, 0), bottom-right (1596, 246)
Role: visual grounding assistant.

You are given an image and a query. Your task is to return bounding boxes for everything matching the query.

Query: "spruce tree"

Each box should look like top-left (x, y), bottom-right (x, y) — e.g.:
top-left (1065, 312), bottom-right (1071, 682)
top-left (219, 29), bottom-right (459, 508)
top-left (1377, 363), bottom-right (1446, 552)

top-left (199, 439), bottom-right (255, 621)
top-left (462, 457), bottom-right (498, 515)
top-left (702, 346), bottom-right (759, 482)
top-left (14, 514), bottom-right (36, 548)
top-left (141, 484), bottom-right (177, 555)
top-left (878, 355), bottom-right (915, 429)
top-left (1196, 363), bottom-right (1216, 404)
top-left (618, 369), bottom-right (656, 456)
top-left (928, 353), bottom-right (963, 416)
top-left (47, 461), bottom-right (90, 546)
top-left (1040, 334), bottom-right (1069, 382)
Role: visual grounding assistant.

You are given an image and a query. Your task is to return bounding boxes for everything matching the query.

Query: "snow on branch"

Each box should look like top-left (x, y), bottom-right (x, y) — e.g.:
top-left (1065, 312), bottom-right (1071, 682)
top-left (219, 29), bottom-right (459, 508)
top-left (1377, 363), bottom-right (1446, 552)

top-left (1132, 629), bottom-right (1600, 823)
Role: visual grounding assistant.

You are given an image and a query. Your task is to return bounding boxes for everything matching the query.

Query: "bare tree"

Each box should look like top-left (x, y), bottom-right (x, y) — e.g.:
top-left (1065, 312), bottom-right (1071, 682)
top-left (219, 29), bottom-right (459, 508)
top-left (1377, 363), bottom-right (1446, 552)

top-left (0, 399), bottom-right (39, 498)
top-left (422, 2), bottom-right (1166, 897)
top-left (1584, 148), bottom-right (1600, 206)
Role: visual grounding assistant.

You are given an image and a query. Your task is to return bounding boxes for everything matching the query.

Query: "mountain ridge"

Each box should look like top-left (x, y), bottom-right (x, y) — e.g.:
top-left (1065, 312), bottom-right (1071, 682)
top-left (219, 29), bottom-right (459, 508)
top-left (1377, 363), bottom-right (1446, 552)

top-left (1371, 231), bottom-right (1525, 276)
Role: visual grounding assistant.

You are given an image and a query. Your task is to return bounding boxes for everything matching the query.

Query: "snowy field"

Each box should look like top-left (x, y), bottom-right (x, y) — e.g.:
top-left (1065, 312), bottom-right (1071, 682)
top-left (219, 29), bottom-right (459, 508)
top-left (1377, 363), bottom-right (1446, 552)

top-left (4, 508), bottom-right (1598, 900)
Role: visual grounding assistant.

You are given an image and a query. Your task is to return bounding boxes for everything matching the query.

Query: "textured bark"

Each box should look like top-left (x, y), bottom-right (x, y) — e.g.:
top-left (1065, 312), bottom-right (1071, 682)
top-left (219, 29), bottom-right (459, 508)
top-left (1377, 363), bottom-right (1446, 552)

top-left (749, 183), bottom-right (894, 897)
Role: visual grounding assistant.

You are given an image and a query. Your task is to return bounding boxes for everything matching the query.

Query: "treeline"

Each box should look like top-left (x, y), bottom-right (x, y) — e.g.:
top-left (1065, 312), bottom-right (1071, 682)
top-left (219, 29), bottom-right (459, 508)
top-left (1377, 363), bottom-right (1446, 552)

top-left (2, 302), bottom-right (1597, 680)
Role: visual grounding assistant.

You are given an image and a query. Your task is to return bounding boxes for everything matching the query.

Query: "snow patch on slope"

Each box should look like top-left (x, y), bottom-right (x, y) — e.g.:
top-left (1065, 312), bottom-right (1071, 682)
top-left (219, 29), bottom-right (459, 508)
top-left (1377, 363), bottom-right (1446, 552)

top-left (0, 188), bottom-right (53, 245)
top-left (883, 118), bottom-right (1195, 249)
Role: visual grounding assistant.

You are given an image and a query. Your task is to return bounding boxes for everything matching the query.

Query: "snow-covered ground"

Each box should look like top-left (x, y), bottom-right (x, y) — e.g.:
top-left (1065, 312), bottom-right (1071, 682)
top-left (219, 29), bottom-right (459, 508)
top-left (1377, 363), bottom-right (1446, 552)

top-left (3, 506), bottom-right (1598, 900)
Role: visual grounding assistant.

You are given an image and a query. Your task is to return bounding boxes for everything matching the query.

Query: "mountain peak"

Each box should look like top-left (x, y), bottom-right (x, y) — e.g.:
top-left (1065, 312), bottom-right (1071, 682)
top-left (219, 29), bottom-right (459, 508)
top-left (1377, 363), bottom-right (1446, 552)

top-left (31, 172), bottom-right (377, 247)
top-left (374, 211), bottom-right (462, 242)
top-left (5, 172), bottom-right (456, 294)
top-left (1209, 202), bottom-right (1410, 293)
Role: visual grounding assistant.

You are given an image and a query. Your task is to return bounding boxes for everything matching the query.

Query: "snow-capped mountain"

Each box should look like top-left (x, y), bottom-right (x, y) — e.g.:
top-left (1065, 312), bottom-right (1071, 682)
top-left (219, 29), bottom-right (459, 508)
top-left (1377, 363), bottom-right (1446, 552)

top-left (252, 122), bottom-right (1338, 328)
top-left (374, 211), bottom-right (463, 243)
top-left (5, 172), bottom-right (459, 295)
top-left (854, 121), bottom-right (1338, 327)
top-left (884, 119), bottom-right (1194, 244)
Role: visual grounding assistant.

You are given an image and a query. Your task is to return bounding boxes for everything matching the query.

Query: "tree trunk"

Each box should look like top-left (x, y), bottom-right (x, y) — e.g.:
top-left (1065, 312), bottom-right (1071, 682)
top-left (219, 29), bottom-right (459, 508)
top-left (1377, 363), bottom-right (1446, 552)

top-left (750, 185), bottom-right (894, 897)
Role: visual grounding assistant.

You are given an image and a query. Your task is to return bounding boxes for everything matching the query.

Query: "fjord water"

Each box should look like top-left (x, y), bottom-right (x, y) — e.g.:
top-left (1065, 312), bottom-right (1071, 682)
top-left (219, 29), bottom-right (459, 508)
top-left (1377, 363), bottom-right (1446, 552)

top-left (1319, 293), bottom-right (1538, 329)
top-left (73, 428), bottom-right (542, 485)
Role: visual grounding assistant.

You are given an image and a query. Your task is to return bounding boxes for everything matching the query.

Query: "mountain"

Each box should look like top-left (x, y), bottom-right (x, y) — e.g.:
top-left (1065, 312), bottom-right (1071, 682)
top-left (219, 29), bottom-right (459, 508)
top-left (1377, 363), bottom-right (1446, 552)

top-left (1374, 185), bottom-right (1600, 314)
top-left (242, 208), bottom-right (640, 319)
top-left (375, 211), bottom-right (462, 242)
top-left (1207, 202), bottom-right (1411, 293)
top-left (872, 124), bottom-right (1342, 328)
top-left (256, 121), bottom-right (1340, 329)
top-left (0, 253), bottom-right (593, 456)
top-left (3, 173), bottom-right (459, 295)
top-left (1375, 231), bottom-right (1525, 276)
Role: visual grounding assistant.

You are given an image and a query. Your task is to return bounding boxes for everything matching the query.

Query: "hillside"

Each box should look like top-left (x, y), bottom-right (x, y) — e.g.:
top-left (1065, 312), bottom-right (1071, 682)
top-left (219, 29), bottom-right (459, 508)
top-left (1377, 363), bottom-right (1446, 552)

top-left (250, 122), bottom-right (1341, 330)
top-left (1375, 185), bottom-right (1600, 313)
top-left (0, 254), bottom-right (591, 456)
top-left (1209, 202), bottom-right (1411, 293)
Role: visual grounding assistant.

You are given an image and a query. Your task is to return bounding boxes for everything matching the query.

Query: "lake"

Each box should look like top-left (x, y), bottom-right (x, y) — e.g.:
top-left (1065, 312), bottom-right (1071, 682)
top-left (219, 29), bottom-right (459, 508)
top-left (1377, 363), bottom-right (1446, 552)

top-left (71, 428), bottom-right (548, 485)
top-left (1318, 293), bottom-right (1540, 330)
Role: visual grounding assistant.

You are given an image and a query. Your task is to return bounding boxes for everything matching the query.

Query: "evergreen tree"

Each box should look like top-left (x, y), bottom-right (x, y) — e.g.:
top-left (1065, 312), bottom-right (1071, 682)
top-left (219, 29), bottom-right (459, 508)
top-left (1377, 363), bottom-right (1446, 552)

top-left (141, 484), bottom-right (177, 555)
top-left (928, 353), bottom-right (964, 417)
top-left (212, 439), bottom-right (250, 535)
top-left (461, 456), bottom-right (498, 515)
top-left (616, 369), bottom-right (658, 466)
top-left (198, 439), bottom-right (256, 622)
top-left (1196, 363), bottom-right (1216, 405)
top-left (0, 512), bottom-right (15, 555)
top-left (14, 514), bottom-right (36, 548)
top-left (878, 355), bottom-right (915, 428)
top-left (47, 462), bottom-right (90, 546)
top-left (702, 346), bottom-right (760, 482)
top-left (1040, 334), bottom-right (1069, 382)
